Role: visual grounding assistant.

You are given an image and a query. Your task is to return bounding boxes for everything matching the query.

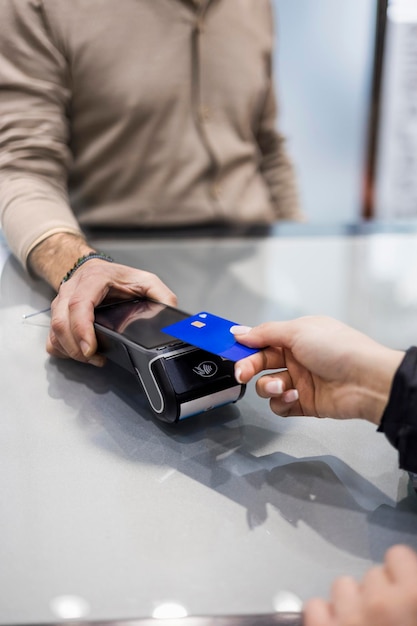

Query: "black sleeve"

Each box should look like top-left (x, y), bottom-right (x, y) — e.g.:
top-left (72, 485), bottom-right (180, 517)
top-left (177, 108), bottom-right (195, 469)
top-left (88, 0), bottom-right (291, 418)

top-left (378, 347), bottom-right (417, 474)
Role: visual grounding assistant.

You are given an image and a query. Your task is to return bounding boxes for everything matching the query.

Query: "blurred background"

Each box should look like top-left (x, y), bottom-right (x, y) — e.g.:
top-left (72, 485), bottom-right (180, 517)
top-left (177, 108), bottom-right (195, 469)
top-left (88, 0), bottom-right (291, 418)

top-left (272, 0), bottom-right (417, 223)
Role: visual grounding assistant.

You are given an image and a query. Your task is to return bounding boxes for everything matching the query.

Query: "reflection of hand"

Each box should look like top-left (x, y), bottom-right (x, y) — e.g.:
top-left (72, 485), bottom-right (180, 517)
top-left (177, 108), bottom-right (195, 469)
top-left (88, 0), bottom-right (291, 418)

top-left (47, 260), bottom-right (176, 366)
top-left (106, 299), bottom-right (162, 335)
top-left (304, 545), bottom-right (417, 626)
top-left (233, 316), bottom-right (404, 425)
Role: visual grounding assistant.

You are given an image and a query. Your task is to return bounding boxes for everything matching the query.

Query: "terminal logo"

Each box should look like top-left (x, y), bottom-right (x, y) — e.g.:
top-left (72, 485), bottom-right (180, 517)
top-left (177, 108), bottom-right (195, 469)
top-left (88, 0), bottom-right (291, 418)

top-left (193, 361), bottom-right (218, 378)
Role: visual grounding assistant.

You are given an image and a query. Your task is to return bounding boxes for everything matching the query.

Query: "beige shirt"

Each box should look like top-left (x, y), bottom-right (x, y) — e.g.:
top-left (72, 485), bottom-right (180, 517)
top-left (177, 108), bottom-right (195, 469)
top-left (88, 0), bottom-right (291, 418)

top-left (0, 0), bottom-right (301, 267)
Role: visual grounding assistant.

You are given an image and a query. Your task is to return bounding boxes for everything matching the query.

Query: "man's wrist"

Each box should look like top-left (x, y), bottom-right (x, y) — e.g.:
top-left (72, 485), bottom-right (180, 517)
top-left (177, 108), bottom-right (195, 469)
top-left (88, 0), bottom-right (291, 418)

top-left (61, 252), bottom-right (114, 285)
top-left (28, 233), bottom-right (95, 292)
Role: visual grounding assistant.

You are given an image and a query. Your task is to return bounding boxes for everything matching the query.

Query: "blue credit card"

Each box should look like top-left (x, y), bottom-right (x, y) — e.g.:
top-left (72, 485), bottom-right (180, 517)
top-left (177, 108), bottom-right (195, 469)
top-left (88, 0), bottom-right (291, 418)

top-left (162, 312), bottom-right (259, 361)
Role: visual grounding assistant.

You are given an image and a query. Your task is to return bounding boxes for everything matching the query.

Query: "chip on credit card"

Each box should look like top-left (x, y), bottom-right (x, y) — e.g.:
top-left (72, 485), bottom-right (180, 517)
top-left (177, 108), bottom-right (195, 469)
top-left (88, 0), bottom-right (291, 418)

top-left (162, 312), bottom-right (260, 361)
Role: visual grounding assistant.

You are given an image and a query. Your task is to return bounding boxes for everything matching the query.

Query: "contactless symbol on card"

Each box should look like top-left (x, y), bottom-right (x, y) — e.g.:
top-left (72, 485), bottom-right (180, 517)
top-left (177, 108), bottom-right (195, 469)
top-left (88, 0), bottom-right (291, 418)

top-left (162, 312), bottom-right (259, 361)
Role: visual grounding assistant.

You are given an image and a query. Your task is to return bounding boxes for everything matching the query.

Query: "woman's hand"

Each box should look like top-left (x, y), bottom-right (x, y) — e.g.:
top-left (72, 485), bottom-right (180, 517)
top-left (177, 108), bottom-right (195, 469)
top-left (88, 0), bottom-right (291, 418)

top-left (233, 316), bottom-right (404, 425)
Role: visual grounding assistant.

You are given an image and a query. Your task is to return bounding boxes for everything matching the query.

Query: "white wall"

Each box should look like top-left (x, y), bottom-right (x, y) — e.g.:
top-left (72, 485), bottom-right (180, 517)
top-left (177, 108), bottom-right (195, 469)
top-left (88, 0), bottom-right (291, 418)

top-left (375, 0), bottom-right (417, 218)
top-left (272, 0), bottom-right (378, 222)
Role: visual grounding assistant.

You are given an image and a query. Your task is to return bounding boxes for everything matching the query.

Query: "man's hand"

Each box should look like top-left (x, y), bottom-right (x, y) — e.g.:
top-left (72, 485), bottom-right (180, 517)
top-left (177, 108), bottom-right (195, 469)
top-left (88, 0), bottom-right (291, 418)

top-left (29, 233), bottom-right (177, 365)
top-left (304, 545), bottom-right (417, 626)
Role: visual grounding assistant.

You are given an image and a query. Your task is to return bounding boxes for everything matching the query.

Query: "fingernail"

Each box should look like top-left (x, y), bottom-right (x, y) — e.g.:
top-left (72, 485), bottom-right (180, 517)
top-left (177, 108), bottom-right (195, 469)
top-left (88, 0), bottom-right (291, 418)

top-left (283, 389), bottom-right (299, 403)
top-left (230, 325), bottom-right (252, 335)
top-left (265, 379), bottom-right (284, 394)
top-left (80, 340), bottom-right (92, 357)
top-left (235, 367), bottom-right (243, 384)
top-left (88, 355), bottom-right (105, 367)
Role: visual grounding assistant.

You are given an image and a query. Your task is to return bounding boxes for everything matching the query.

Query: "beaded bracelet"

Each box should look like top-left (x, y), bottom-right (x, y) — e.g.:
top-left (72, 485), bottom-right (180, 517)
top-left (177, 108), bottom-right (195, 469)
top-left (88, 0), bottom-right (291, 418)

top-left (61, 252), bottom-right (114, 284)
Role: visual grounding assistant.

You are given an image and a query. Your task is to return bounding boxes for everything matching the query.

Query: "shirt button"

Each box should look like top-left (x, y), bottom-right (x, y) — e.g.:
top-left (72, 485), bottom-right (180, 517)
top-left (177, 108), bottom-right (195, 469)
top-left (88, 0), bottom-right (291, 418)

top-left (195, 18), bottom-right (204, 34)
top-left (199, 104), bottom-right (211, 122)
top-left (211, 184), bottom-right (222, 200)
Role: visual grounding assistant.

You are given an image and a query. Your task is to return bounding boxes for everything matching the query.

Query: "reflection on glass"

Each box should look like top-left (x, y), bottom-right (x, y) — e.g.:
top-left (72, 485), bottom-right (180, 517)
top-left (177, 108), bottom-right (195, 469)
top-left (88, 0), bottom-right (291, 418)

top-left (49, 594), bottom-right (90, 619)
top-left (273, 590), bottom-right (303, 613)
top-left (152, 602), bottom-right (188, 619)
